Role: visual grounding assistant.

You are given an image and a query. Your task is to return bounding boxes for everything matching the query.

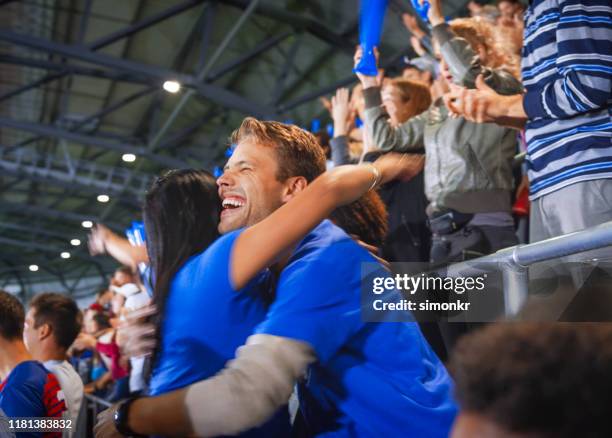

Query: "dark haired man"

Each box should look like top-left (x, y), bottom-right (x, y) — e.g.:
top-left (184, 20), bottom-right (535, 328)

top-left (0, 290), bottom-right (66, 438)
top-left (450, 323), bottom-right (612, 437)
top-left (23, 293), bottom-right (84, 433)
top-left (97, 118), bottom-right (456, 438)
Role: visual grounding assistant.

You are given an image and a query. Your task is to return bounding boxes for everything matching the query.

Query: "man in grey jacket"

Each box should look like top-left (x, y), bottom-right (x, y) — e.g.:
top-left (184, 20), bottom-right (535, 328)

top-left (355, 4), bottom-right (522, 267)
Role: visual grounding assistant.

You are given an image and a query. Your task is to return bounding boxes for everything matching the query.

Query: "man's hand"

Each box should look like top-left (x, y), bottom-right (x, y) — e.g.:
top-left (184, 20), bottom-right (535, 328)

top-left (354, 46), bottom-right (380, 89)
top-left (117, 305), bottom-right (157, 358)
top-left (88, 224), bottom-right (111, 255)
top-left (94, 406), bottom-right (122, 438)
top-left (443, 75), bottom-right (527, 128)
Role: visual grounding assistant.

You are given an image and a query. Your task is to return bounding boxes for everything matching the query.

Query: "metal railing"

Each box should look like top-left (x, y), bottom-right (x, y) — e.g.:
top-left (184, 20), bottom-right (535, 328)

top-left (84, 393), bottom-right (112, 411)
top-left (442, 220), bottom-right (612, 316)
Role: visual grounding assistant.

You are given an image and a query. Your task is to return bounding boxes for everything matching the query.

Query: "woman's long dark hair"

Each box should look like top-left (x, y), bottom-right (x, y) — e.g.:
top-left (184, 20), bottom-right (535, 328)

top-left (143, 169), bottom-right (221, 380)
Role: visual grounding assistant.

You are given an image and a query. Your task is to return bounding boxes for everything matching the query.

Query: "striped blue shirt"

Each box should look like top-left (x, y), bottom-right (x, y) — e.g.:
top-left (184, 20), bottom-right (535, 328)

top-left (522, 0), bottom-right (612, 199)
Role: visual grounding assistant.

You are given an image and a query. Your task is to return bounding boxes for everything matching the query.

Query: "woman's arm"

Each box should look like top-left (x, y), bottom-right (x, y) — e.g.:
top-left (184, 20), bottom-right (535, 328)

top-left (230, 155), bottom-right (405, 289)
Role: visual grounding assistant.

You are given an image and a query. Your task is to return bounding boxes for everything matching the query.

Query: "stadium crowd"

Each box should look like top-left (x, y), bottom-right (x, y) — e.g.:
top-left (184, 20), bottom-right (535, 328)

top-left (0, 0), bottom-right (611, 436)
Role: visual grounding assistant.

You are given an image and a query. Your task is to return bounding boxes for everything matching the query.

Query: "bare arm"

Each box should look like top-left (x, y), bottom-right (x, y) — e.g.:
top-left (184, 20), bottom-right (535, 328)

top-left (89, 224), bottom-right (148, 271)
top-left (230, 155), bottom-right (405, 289)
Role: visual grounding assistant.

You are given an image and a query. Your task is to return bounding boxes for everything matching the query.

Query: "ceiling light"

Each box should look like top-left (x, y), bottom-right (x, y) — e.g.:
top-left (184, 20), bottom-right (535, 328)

top-left (97, 194), bottom-right (110, 203)
top-left (81, 220), bottom-right (93, 229)
top-left (163, 80), bottom-right (181, 93)
top-left (29, 264), bottom-right (39, 272)
top-left (122, 153), bottom-right (136, 163)
top-left (61, 252), bottom-right (71, 259)
top-left (70, 239), bottom-right (81, 246)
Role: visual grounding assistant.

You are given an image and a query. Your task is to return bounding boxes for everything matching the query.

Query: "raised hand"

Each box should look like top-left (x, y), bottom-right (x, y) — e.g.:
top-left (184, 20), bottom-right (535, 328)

top-left (331, 88), bottom-right (352, 137)
top-left (354, 46), bottom-right (380, 89)
top-left (88, 224), bottom-right (110, 255)
top-left (117, 304), bottom-right (158, 358)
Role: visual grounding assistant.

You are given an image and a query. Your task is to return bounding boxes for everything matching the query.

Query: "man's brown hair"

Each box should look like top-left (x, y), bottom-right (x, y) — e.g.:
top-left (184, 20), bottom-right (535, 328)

top-left (30, 293), bottom-right (82, 350)
top-left (230, 117), bottom-right (326, 183)
top-left (0, 289), bottom-right (24, 340)
top-left (450, 322), bottom-right (612, 438)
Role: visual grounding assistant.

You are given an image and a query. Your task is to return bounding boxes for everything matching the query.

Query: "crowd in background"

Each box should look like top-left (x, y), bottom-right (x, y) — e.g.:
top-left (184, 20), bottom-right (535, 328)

top-left (0, 0), bottom-right (611, 436)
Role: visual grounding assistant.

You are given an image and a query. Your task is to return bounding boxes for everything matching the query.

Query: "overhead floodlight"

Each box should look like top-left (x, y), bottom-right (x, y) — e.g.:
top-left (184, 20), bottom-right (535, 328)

top-left (122, 153), bottom-right (137, 163)
top-left (163, 80), bottom-right (181, 93)
top-left (29, 264), bottom-right (39, 272)
top-left (82, 220), bottom-right (93, 229)
top-left (70, 239), bottom-right (81, 246)
top-left (97, 194), bottom-right (110, 203)
top-left (61, 252), bottom-right (71, 259)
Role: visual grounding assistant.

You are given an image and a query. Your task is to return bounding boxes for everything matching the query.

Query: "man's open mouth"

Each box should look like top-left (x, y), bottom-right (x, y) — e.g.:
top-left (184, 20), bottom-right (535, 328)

top-left (221, 196), bottom-right (246, 216)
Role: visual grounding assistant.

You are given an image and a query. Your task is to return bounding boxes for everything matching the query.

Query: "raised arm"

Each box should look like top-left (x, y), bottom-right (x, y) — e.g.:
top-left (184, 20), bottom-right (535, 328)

top-left (88, 224), bottom-right (149, 271)
top-left (230, 155), bottom-right (405, 289)
top-left (353, 47), bottom-right (426, 153)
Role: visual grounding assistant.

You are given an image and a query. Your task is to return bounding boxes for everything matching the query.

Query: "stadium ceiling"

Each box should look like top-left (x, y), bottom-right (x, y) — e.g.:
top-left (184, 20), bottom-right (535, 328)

top-left (0, 0), bottom-right (468, 298)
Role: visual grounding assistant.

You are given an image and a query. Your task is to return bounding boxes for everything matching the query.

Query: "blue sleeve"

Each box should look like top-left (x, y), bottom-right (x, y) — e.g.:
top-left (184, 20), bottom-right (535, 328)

top-left (255, 240), bottom-right (364, 363)
top-left (523, 0), bottom-right (612, 119)
top-left (0, 369), bottom-right (44, 418)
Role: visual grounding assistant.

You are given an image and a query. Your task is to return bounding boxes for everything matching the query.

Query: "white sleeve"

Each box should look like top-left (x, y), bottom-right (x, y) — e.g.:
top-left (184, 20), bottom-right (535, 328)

top-left (184, 334), bottom-right (316, 437)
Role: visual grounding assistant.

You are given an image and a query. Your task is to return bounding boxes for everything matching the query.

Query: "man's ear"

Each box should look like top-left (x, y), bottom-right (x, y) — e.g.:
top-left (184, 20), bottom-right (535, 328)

top-left (281, 176), bottom-right (308, 202)
top-left (38, 323), bottom-right (52, 342)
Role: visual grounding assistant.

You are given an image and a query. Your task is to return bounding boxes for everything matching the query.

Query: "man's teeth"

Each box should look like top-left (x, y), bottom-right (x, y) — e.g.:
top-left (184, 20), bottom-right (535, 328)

top-left (222, 199), bottom-right (245, 208)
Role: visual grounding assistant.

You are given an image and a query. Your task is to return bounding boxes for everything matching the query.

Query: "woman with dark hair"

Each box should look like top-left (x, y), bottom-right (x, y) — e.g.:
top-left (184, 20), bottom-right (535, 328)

top-left (142, 169), bottom-right (289, 436)
top-left (329, 191), bottom-right (388, 248)
top-left (134, 158), bottom-right (404, 437)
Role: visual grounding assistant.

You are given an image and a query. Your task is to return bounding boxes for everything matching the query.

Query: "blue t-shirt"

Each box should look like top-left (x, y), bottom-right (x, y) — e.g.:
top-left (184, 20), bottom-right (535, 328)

top-left (255, 220), bottom-right (457, 437)
top-left (0, 361), bottom-right (66, 438)
top-left (149, 230), bottom-right (289, 437)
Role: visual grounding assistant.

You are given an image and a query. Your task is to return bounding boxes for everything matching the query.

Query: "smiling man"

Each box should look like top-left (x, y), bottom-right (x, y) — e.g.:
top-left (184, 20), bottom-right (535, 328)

top-left (96, 118), bottom-right (456, 438)
top-left (217, 122), bottom-right (324, 235)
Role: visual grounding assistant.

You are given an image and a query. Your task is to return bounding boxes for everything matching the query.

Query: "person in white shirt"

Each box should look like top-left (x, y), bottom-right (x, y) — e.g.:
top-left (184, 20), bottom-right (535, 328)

top-left (23, 293), bottom-right (84, 436)
top-left (112, 283), bottom-right (150, 394)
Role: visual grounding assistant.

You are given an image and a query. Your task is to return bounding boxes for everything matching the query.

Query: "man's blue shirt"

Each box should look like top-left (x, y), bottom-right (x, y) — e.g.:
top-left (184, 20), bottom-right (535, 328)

top-left (256, 220), bottom-right (457, 437)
